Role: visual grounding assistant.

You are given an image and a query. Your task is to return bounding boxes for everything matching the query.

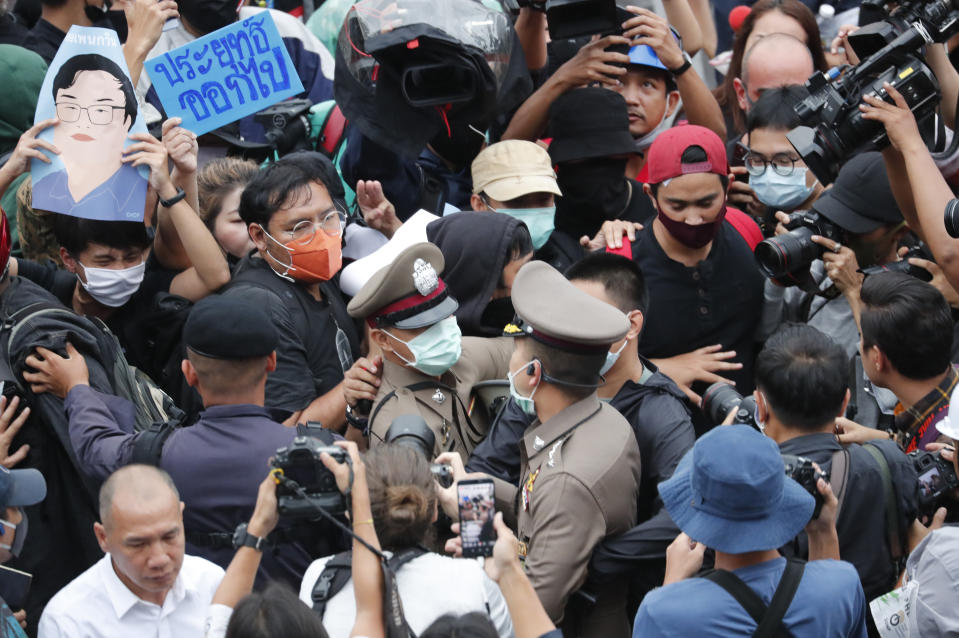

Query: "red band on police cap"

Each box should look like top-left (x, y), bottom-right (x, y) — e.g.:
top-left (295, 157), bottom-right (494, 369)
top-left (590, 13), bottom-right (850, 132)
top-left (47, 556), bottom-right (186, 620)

top-left (373, 279), bottom-right (447, 318)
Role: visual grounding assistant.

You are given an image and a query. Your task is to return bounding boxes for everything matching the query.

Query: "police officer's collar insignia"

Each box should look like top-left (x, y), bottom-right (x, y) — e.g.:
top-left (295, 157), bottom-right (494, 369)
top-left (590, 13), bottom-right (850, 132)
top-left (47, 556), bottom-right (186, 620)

top-left (533, 435), bottom-right (545, 450)
top-left (547, 441), bottom-right (563, 468)
top-left (412, 258), bottom-right (439, 296)
top-left (503, 322), bottom-right (523, 335)
top-left (432, 388), bottom-right (446, 404)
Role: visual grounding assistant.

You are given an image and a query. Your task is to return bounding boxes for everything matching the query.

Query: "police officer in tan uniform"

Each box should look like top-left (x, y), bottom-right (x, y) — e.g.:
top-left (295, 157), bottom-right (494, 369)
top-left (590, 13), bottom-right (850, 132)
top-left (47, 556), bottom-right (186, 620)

top-left (440, 260), bottom-right (642, 638)
top-left (345, 242), bottom-right (511, 457)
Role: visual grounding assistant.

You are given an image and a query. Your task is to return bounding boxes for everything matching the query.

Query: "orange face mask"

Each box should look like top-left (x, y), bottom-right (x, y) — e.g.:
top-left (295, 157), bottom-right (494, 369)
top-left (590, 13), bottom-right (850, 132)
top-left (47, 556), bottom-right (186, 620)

top-left (261, 225), bottom-right (342, 283)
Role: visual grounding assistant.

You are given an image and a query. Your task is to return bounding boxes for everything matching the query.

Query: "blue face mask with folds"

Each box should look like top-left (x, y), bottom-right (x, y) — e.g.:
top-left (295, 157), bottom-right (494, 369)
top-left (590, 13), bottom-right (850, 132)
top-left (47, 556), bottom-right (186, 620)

top-left (750, 167), bottom-right (817, 211)
top-left (384, 316), bottom-right (463, 376)
top-left (507, 360), bottom-right (539, 417)
top-left (495, 206), bottom-right (556, 250)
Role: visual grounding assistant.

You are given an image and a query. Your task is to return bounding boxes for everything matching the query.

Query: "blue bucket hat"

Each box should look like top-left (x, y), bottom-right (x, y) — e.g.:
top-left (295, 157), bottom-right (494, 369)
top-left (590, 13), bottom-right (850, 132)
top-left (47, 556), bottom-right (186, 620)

top-left (658, 425), bottom-right (814, 554)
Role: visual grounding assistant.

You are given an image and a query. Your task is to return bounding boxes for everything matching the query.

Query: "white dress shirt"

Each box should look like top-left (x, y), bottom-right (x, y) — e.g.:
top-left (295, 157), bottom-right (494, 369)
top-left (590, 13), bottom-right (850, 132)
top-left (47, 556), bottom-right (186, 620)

top-left (39, 554), bottom-right (224, 638)
top-left (299, 552), bottom-right (514, 638)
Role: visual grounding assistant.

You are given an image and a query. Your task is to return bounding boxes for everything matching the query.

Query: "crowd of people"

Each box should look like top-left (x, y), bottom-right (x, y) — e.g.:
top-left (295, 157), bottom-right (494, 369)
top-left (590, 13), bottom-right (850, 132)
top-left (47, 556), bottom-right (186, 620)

top-left (0, 0), bottom-right (957, 635)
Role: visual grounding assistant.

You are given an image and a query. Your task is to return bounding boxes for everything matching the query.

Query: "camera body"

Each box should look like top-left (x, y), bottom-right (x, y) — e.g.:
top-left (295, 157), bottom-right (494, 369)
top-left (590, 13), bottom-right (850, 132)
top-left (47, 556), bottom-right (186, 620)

top-left (783, 454), bottom-right (830, 519)
top-left (786, 0), bottom-right (959, 185)
top-left (754, 212), bottom-right (847, 280)
top-left (253, 98), bottom-right (313, 156)
top-left (702, 382), bottom-right (760, 431)
top-left (272, 436), bottom-right (348, 518)
top-left (384, 414), bottom-right (453, 487)
top-left (861, 246), bottom-right (933, 282)
top-left (909, 449), bottom-right (959, 513)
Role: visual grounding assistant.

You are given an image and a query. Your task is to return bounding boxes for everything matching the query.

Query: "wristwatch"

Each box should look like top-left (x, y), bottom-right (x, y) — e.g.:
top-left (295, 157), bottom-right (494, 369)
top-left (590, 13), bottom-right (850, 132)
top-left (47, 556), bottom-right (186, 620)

top-left (232, 522), bottom-right (268, 551)
top-left (345, 403), bottom-right (370, 435)
top-left (668, 51), bottom-right (694, 77)
top-left (158, 187), bottom-right (187, 208)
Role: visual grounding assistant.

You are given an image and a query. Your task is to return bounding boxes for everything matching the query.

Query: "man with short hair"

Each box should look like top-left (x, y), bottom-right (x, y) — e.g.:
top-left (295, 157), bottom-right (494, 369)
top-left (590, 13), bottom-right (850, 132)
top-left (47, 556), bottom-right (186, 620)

top-left (23, 295), bottom-right (318, 586)
top-left (836, 272), bottom-right (958, 452)
top-left (755, 324), bottom-right (919, 602)
top-left (442, 260), bottom-right (642, 637)
top-left (629, 124), bottom-right (764, 410)
top-left (633, 424), bottom-right (868, 637)
top-left (39, 465), bottom-right (224, 636)
top-left (224, 152), bottom-right (360, 429)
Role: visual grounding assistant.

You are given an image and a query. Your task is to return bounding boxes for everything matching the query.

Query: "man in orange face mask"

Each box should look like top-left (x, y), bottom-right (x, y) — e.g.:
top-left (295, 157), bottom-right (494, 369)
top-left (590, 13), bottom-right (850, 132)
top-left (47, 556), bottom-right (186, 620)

top-left (223, 152), bottom-right (361, 429)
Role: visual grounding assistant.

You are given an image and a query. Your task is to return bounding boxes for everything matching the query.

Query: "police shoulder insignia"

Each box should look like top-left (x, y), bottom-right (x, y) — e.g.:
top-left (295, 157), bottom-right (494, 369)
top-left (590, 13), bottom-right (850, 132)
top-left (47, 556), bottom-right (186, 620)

top-left (412, 258), bottom-right (439, 296)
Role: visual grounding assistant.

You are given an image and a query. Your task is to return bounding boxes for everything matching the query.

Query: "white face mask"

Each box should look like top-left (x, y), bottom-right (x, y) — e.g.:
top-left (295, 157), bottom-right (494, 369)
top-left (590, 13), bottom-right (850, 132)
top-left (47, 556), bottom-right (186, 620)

top-left (77, 260), bottom-right (145, 307)
top-left (634, 95), bottom-right (680, 152)
top-left (599, 339), bottom-right (629, 376)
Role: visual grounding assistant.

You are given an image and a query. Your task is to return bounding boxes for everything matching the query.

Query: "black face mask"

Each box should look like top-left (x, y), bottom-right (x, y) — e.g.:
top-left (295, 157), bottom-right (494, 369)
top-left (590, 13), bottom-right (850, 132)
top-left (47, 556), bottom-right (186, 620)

top-left (480, 297), bottom-right (515, 334)
top-left (83, 0), bottom-right (107, 24)
top-left (554, 158), bottom-right (630, 237)
top-left (429, 122), bottom-right (486, 170)
top-left (106, 9), bottom-right (128, 42)
top-left (179, 0), bottom-right (238, 35)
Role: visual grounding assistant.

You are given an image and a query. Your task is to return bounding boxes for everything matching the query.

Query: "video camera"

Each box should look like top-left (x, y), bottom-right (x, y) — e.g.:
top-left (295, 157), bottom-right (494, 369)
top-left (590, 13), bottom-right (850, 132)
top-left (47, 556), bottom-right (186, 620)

top-left (702, 382), bottom-right (760, 431)
top-left (783, 455), bottom-right (830, 519)
top-left (786, 0), bottom-right (959, 185)
top-left (385, 415), bottom-right (454, 488)
top-left (503, 0), bottom-right (619, 40)
top-left (272, 429), bottom-right (348, 519)
top-left (754, 211), bottom-right (847, 281)
top-left (910, 448), bottom-right (959, 515)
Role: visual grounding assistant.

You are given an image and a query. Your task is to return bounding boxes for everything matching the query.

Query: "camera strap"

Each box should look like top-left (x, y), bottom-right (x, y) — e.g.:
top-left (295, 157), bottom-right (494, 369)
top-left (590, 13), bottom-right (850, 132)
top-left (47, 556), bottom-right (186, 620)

top-left (699, 559), bottom-right (806, 638)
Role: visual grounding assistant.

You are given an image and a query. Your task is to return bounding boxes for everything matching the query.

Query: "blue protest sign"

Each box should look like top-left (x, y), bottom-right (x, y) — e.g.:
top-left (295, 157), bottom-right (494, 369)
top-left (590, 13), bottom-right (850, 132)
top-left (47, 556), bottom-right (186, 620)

top-left (146, 13), bottom-right (305, 136)
top-left (31, 26), bottom-right (149, 222)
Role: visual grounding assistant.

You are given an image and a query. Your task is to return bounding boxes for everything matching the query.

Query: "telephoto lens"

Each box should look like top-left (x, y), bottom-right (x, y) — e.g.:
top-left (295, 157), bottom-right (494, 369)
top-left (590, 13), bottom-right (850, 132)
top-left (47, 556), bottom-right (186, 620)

top-left (754, 226), bottom-right (821, 279)
top-left (945, 199), bottom-right (959, 238)
top-left (702, 382), bottom-right (762, 431)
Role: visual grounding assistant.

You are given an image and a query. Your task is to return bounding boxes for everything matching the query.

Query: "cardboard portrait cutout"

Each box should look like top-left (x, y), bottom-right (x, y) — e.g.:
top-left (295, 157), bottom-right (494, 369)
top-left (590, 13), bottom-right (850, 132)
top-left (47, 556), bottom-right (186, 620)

top-left (31, 26), bottom-right (148, 222)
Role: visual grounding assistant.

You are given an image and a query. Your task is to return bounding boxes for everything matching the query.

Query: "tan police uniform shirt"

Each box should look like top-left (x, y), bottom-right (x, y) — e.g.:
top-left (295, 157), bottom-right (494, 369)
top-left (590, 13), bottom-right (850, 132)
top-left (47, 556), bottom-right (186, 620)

top-left (369, 336), bottom-right (512, 457)
top-left (493, 395), bottom-right (642, 637)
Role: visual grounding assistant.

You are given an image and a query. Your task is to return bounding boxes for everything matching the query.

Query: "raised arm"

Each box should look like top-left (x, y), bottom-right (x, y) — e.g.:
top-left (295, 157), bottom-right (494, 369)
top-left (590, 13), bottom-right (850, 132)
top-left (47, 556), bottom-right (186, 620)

top-left (502, 35), bottom-right (631, 141)
top-left (123, 129), bottom-right (231, 300)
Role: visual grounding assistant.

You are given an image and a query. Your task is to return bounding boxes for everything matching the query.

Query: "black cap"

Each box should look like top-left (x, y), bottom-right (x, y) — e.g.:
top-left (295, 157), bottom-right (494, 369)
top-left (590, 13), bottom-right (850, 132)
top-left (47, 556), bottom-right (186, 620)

top-left (548, 87), bottom-right (638, 164)
top-left (184, 296), bottom-right (278, 359)
top-left (812, 152), bottom-right (903, 234)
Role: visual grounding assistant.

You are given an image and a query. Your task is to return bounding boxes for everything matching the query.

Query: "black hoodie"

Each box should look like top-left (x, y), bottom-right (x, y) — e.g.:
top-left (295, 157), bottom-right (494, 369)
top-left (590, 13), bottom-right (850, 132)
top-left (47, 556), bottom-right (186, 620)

top-left (426, 211), bottom-right (524, 337)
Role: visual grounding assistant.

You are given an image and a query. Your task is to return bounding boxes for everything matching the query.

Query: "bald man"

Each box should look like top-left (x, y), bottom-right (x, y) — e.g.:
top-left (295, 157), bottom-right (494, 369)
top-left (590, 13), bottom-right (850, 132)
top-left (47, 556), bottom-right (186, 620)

top-left (734, 34), bottom-right (815, 115)
top-left (39, 465), bottom-right (224, 637)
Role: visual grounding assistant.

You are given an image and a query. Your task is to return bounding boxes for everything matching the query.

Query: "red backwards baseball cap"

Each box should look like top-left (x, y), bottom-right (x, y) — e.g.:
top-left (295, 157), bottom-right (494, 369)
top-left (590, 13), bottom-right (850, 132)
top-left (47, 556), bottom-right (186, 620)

top-left (646, 124), bottom-right (728, 185)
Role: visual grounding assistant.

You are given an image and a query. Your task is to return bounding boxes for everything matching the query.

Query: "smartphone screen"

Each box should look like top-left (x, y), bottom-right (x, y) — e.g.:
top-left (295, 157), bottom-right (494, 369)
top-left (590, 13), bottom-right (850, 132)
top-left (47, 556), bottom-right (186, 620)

top-left (458, 478), bottom-right (496, 558)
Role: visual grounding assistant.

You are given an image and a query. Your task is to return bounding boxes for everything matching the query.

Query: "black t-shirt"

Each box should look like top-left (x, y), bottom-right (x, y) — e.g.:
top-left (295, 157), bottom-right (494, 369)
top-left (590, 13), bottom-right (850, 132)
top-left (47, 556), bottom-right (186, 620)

top-left (0, 12), bottom-right (27, 45)
top-left (633, 220), bottom-right (764, 396)
top-left (225, 256), bottom-right (360, 413)
top-left (16, 253), bottom-right (177, 366)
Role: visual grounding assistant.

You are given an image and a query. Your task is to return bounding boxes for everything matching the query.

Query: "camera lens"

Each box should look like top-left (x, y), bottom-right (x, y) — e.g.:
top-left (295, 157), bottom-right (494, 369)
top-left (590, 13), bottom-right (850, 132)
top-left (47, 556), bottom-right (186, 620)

top-left (755, 226), bottom-right (820, 279)
top-left (702, 382), bottom-right (744, 425)
top-left (945, 199), bottom-right (959, 238)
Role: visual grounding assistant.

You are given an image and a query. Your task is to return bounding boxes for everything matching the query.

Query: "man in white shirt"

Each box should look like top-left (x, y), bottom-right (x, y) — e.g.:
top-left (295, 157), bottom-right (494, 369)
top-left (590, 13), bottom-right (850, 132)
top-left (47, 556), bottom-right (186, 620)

top-left (39, 465), bottom-right (224, 638)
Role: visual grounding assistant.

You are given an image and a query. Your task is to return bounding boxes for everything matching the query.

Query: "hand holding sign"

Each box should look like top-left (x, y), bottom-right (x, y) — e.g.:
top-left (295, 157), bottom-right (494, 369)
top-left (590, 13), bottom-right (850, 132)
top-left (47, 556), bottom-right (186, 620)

top-left (161, 117), bottom-right (198, 175)
top-left (145, 12), bottom-right (304, 136)
top-left (122, 132), bottom-right (174, 197)
top-left (5, 119), bottom-right (60, 177)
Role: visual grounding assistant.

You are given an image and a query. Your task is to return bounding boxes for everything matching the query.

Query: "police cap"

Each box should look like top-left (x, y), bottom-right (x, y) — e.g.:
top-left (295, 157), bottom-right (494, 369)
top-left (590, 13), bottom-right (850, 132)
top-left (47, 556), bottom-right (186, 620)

top-left (347, 242), bottom-right (459, 330)
top-left (504, 261), bottom-right (628, 353)
top-left (184, 296), bottom-right (278, 359)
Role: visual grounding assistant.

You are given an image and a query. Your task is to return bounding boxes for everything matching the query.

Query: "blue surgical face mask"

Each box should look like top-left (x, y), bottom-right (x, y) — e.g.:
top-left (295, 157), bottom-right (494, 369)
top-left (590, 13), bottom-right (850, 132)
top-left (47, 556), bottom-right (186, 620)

top-left (498, 206), bottom-right (555, 250)
top-left (599, 339), bottom-right (629, 376)
top-left (383, 316), bottom-right (462, 376)
top-left (507, 359), bottom-right (539, 417)
top-left (750, 167), bottom-right (817, 211)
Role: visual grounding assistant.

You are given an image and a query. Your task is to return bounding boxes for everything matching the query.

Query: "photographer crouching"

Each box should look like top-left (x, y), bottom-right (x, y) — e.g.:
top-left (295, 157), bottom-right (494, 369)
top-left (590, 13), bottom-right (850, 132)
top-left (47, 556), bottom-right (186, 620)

top-left (753, 324), bottom-right (919, 606)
